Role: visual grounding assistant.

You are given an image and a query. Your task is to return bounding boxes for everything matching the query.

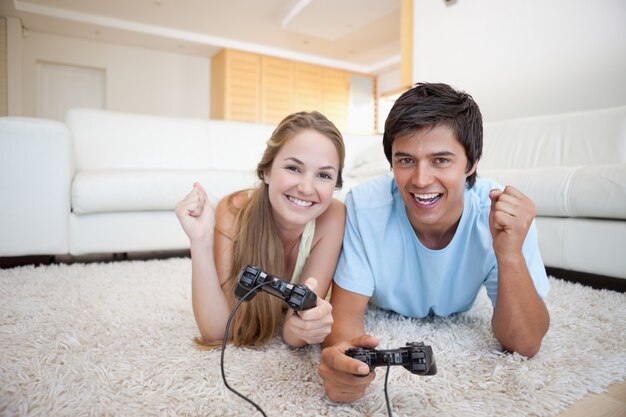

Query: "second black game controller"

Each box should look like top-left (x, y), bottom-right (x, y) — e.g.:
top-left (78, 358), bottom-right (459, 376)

top-left (234, 265), bottom-right (317, 311)
top-left (345, 342), bottom-right (437, 376)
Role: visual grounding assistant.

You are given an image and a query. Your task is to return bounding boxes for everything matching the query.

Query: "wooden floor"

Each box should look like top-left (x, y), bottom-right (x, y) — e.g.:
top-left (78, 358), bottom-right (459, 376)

top-left (558, 381), bottom-right (626, 417)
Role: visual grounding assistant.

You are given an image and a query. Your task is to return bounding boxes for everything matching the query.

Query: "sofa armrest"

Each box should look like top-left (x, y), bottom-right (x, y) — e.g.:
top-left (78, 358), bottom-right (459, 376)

top-left (480, 164), bottom-right (626, 219)
top-left (0, 117), bottom-right (72, 256)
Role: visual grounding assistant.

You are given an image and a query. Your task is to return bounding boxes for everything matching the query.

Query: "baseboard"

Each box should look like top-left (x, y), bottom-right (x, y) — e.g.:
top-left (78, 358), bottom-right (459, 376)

top-left (0, 250), bottom-right (191, 269)
top-left (0, 255), bottom-right (56, 269)
top-left (546, 267), bottom-right (626, 293)
top-left (3, 256), bottom-right (624, 294)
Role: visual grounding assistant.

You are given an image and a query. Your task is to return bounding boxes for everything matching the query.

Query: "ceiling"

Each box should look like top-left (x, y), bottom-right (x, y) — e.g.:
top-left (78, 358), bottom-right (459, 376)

top-left (1, 0), bottom-right (402, 74)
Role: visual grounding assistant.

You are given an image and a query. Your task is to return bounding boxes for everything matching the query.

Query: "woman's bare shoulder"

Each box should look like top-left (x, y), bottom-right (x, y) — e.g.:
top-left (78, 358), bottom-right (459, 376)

top-left (215, 190), bottom-right (251, 236)
top-left (314, 198), bottom-right (346, 235)
top-left (320, 198), bottom-right (346, 222)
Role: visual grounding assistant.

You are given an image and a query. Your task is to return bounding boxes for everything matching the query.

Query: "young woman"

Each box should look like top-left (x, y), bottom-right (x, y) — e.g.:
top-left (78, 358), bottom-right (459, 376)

top-left (175, 111), bottom-right (346, 347)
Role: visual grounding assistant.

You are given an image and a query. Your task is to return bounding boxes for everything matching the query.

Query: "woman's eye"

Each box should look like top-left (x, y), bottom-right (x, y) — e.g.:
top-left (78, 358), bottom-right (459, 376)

top-left (285, 165), bottom-right (300, 172)
top-left (318, 172), bottom-right (333, 180)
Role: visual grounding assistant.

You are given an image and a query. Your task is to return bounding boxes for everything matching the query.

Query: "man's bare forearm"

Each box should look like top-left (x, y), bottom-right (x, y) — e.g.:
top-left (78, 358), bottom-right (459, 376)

top-left (323, 284), bottom-right (369, 348)
top-left (323, 312), bottom-right (366, 348)
top-left (492, 256), bottom-right (549, 357)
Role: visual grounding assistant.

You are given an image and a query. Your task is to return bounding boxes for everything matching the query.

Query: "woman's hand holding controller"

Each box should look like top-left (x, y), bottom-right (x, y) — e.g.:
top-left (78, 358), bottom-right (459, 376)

top-left (283, 277), bottom-right (333, 345)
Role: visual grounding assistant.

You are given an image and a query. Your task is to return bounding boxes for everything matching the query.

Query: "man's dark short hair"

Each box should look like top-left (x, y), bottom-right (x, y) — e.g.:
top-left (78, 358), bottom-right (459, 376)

top-left (382, 82), bottom-right (483, 188)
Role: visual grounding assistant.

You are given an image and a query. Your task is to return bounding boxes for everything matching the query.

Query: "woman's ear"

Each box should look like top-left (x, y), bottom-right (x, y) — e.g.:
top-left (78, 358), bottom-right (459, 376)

top-left (262, 168), bottom-right (270, 185)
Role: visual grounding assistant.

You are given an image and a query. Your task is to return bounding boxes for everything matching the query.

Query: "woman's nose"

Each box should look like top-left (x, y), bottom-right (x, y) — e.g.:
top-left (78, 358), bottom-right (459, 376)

top-left (298, 175), bottom-right (315, 194)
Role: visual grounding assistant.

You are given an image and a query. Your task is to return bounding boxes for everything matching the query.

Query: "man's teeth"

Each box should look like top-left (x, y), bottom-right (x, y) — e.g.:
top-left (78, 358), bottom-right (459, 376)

top-left (413, 193), bottom-right (441, 204)
top-left (288, 196), bottom-right (313, 207)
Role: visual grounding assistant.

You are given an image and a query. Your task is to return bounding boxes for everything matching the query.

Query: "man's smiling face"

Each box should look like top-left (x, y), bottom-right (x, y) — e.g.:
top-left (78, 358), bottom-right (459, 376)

top-left (391, 124), bottom-right (477, 245)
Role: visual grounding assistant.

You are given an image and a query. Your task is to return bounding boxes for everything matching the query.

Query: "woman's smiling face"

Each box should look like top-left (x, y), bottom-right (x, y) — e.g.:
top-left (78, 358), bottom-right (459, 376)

top-left (263, 128), bottom-right (340, 229)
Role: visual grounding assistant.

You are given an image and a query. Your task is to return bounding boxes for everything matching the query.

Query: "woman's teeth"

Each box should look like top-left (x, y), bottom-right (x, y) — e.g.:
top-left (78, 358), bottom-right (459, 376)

top-left (288, 196), bottom-right (313, 207)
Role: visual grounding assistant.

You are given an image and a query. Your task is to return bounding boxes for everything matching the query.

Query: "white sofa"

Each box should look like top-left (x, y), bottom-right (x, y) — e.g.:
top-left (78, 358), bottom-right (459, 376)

top-left (0, 108), bottom-right (380, 257)
top-left (483, 107), bottom-right (626, 282)
top-left (1, 106), bottom-right (625, 282)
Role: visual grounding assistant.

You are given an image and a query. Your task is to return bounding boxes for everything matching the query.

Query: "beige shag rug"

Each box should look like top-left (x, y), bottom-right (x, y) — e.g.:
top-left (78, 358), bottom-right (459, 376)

top-left (1, 257), bottom-right (625, 417)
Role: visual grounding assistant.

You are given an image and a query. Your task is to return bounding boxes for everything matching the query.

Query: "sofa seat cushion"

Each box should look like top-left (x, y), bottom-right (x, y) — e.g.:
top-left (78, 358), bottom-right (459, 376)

top-left (480, 164), bottom-right (626, 219)
top-left (72, 169), bottom-right (258, 214)
top-left (346, 142), bottom-right (388, 179)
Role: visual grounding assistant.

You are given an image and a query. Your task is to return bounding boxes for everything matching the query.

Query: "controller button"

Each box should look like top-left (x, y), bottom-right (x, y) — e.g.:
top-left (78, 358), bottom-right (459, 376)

top-left (288, 295), bottom-right (302, 306)
top-left (292, 286), bottom-right (306, 296)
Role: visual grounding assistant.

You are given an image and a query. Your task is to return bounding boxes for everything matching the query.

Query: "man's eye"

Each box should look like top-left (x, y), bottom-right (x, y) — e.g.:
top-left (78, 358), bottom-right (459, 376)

top-left (435, 158), bottom-right (450, 164)
top-left (398, 158), bottom-right (413, 165)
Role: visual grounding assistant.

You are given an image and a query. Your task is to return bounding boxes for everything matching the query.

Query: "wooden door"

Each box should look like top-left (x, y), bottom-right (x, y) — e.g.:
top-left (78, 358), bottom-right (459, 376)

top-left (292, 62), bottom-right (322, 113)
top-left (211, 49), bottom-right (261, 123)
top-left (322, 68), bottom-right (350, 131)
top-left (261, 56), bottom-right (293, 125)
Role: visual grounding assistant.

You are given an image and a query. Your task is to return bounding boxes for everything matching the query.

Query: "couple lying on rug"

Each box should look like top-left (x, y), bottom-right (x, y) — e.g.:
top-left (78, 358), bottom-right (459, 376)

top-left (174, 82), bottom-right (550, 403)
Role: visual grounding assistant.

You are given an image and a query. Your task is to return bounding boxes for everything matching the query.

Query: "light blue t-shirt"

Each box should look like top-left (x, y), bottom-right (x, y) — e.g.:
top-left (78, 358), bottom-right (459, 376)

top-left (334, 173), bottom-right (549, 318)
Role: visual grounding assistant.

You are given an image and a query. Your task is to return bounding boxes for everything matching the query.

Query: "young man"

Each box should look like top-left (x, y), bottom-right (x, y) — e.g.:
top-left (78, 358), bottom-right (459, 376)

top-left (318, 83), bottom-right (550, 403)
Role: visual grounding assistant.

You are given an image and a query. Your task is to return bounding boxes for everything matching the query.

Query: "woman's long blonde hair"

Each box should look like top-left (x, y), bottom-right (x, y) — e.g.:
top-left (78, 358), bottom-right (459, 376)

top-left (225, 111), bottom-right (345, 346)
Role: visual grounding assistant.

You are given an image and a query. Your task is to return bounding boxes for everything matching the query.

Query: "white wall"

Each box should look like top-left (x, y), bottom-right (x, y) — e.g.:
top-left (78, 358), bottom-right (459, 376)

top-left (412, 0), bottom-right (626, 122)
top-left (376, 67), bottom-right (401, 96)
top-left (16, 30), bottom-right (210, 119)
top-left (6, 17), bottom-right (21, 115)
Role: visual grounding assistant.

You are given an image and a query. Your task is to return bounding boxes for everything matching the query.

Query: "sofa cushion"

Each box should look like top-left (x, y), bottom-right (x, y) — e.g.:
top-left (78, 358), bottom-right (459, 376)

top-left (480, 164), bottom-right (626, 219)
top-left (346, 142), bottom-right (388, 179)
top-left (207, 120), bottom-right (275, 171)
top-left (66, 108), bottom-right (212, 170)
top-left (69, 211), bottom-right (189, 255)
top-left (341, 134), bottom-right (383, 175)
top-left (72, 169), bottom-right (259, 214)
top-left (537, 217), bottom-right (626, 279)
top-left (569, 164), bottom-right (626, 219)
top-left (345, 147), bottom-right (626, 220)
top-left (481, 106), bottom-right (626, 169)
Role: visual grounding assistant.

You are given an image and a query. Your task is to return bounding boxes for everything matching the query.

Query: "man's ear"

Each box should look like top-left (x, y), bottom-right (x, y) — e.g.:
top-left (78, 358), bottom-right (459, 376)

top-left (466, 160), bottom-right (478, 177)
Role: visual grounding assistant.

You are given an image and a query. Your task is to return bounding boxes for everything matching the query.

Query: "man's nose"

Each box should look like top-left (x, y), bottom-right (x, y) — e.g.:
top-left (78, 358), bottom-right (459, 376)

top-left (411, 163), bottom-right (432, 187)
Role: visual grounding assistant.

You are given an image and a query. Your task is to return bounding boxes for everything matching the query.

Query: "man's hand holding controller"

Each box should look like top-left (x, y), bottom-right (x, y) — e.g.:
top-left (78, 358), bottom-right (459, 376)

top-left (318, 335), bottom-right (380, 403)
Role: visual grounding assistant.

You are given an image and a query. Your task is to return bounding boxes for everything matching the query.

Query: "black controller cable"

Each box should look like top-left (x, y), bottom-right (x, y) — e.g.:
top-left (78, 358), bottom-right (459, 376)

top-left (220, 280), bottom-right (274, 417)
top-left (384, 357), bottom-right (393, 417)
top-left (220, 279), bottom-right (396, 417)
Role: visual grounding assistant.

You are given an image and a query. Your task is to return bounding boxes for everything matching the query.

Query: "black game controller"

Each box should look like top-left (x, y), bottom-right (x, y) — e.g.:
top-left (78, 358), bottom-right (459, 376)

top-left (345, 342), bottom-right (437, 376)
top-left (234, 265), bottom-right (317, 311)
